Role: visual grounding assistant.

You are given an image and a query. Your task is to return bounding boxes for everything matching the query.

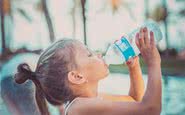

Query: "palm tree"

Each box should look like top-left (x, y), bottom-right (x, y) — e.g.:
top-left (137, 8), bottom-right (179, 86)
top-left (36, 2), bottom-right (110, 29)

top-left (110, 0), bottom-right (121, 13)
top-left (0, 0), bottom-right (6, 55)
top-left (97, 0), bottom-right (135, 20)
top-left (70, 0), bottom-right (87, 45)
top-left (71, 0), bottom-right (80, 39)
top-left (81, 0), bottom-right (87, 45)
top-left (71, 1), bottom-right (76, 39)
top-left (41, 0), bottom-right (55, 43)
top-left (0, 0), bottom-right (12, 56)
top-left (148, 1), bottom-right (168, 49)
top-left (162, 0), bottom-right (169, 48)
top-left (144, 0), bottom-right (149, 19)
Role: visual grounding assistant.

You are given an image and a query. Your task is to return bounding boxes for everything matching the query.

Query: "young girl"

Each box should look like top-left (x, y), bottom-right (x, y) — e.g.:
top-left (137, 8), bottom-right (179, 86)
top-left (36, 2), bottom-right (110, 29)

top-left (15, 27), bottom-right (162, 115)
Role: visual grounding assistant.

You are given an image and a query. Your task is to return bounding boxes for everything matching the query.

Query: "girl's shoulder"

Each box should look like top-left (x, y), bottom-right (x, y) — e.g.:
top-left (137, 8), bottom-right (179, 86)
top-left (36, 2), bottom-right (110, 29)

top-left (68, 97), bottom-right (112, 115)
top-left (68, 96), bottom-right (150, 115)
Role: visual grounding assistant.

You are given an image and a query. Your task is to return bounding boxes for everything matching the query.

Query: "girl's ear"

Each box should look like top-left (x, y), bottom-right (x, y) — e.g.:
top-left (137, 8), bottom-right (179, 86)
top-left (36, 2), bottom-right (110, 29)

top-left (67, 71), bottom-right (86, 84)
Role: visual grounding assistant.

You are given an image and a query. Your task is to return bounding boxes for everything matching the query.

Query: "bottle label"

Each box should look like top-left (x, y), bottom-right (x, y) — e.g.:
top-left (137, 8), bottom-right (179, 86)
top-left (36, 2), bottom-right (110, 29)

top-left (114, 36), bottom-right (136, 61)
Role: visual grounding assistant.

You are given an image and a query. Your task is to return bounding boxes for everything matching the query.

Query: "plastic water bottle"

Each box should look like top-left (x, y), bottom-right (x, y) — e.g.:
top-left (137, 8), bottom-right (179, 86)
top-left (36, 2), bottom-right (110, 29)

top-left (104, 20), bottom-right (163, 65)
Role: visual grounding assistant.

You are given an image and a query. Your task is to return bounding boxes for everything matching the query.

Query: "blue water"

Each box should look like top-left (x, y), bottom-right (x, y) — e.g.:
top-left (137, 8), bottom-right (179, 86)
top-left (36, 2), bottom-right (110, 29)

top-left (161, 76), bottom-right (185, 115)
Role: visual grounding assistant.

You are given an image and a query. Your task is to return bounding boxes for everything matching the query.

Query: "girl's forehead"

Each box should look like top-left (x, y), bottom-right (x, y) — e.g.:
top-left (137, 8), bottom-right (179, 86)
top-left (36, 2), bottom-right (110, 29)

top-left (76, 43), bottom-right (88, 51)
top-left (75, 44), bottom-right (90, 55)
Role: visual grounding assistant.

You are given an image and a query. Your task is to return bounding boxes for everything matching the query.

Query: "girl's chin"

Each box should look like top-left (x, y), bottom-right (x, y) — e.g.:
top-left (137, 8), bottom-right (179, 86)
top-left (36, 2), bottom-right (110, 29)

top-left (104, 70), bottom-right (110, 78)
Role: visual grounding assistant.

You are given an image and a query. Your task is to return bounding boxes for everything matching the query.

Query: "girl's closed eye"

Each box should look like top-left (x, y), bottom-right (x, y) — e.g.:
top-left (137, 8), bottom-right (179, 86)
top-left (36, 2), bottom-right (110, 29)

top-left (88, 52), bottom-right (93, 57)
top-left (86, 48), bottom-right (94, 57)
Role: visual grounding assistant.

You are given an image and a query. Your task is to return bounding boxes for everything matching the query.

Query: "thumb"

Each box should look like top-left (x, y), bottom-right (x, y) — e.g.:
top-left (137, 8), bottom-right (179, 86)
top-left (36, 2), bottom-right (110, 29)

top-left (126, 58), bottom-right (134, 65)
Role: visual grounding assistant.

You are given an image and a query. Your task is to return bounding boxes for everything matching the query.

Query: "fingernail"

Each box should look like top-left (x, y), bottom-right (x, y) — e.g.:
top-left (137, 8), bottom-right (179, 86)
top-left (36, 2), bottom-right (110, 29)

top-left (136, 33), bottom-right (139, 38)
top-left (150, 31), bottom-right (153, 35)
top-left (140, 27), bottom-right (143, 32)
top-left (139, 33), bottom-right (142, 39)
top-left (127, 61), bottom-right (131, 65)
top-left (144, 27), bottom-right (147, 32)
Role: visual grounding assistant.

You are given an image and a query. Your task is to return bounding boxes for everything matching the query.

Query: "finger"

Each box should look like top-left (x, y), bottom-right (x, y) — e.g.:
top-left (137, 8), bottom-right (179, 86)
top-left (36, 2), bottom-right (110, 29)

top-left (126, 58), bottom-right (134, 65)
top-left (135, 33), bottom-right (141, 49)
top-left (150, 31), bottom-right (155, 47)
top-left (139, 28), bottom-right (145, 47)
top-left (133, 56), bottom-right (139, 60)
top-left (143, 27), bottom-right (149, 46)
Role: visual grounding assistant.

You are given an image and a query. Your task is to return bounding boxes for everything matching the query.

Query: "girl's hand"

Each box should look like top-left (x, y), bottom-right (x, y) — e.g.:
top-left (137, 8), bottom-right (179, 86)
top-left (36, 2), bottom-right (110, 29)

top-left (135, 27), bottom-right (161, 67)
top-left (126, 56), bottom-right (140, 69)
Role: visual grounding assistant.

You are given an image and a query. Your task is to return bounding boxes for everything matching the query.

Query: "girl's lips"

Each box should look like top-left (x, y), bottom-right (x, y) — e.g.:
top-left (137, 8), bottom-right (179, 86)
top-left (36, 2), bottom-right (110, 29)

top-left (101, 57), bottom-right (108, 67)
top-left (103, 61), bottom-right (108, 67)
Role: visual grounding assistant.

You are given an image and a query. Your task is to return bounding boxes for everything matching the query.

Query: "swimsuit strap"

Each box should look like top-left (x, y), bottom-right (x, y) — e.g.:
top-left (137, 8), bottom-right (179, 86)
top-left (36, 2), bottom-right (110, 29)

top-left (64, 96), bottom-right (103, 115)
top-left (64, 98), bottom-right (78, 115)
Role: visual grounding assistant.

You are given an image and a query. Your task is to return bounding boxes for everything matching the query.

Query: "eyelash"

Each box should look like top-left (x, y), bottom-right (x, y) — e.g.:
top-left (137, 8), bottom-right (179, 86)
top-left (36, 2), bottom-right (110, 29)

top-left (88, 52), bottom-right (93, 57)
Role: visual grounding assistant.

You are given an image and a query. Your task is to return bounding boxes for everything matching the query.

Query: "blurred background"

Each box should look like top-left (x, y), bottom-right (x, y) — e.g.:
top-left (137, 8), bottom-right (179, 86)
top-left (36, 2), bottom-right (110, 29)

top-left (0, 0), bottom-right (185, 115)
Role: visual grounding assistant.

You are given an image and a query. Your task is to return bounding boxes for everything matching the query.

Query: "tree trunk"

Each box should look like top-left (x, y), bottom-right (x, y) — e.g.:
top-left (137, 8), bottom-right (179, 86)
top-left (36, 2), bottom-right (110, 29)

top-left (144, 0), bottom-right (149, 19)
top-left (81, 0), bottom-right (87, 45)
top-left (72, 1), bottom-right (76, 39)
top-left (162, 0), bottom-right (169, 48)
top-left (0, 0), bottom-right (6, 55)
top-left (41, 0), bottom-right (55, 43)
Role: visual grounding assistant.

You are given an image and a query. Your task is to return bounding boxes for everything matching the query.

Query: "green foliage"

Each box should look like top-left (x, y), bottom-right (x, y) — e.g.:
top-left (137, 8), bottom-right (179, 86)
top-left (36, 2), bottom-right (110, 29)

top-left (150, 5), bottom-right (167, 22)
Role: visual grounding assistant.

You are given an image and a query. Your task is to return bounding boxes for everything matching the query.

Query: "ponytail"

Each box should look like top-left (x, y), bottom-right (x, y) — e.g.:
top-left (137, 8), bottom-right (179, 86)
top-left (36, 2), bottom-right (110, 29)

top-left (14, 39), bottom-right (79, 115)
top-left (14, 63), bottom-right (50, 115)
top-left (35, 84), bottom-right (50, 115)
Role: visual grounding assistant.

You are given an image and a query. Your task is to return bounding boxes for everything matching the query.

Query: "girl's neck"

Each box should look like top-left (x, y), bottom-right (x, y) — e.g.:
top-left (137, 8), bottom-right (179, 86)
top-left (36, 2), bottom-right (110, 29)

top-left (75, 82), bottom-right (99, 98)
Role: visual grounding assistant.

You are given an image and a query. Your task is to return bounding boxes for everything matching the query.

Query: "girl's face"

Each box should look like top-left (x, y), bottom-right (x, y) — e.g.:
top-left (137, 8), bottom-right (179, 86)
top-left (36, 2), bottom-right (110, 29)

top-left (75, 43), bottom-right (109, 82)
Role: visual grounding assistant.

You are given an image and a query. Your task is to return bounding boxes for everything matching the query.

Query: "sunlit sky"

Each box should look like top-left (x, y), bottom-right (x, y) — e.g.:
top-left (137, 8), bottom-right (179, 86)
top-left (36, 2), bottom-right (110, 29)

top-left (0, 0), bottom-right (185, 54)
